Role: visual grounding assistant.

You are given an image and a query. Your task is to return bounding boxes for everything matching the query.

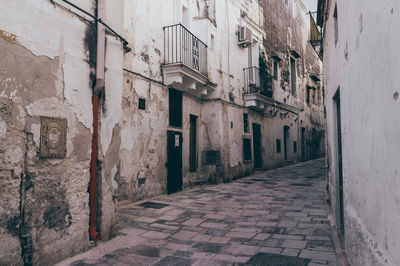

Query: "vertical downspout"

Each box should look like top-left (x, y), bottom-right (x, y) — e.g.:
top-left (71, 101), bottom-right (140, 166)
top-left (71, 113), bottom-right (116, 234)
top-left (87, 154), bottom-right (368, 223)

top-left (89, 0), bottom-right (105, 241)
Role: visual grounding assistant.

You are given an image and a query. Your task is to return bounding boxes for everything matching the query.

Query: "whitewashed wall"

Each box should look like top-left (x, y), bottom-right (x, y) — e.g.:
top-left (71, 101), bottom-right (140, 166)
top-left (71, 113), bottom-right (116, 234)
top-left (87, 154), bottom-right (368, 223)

top-left (324, 0), bottom-right (400, 265)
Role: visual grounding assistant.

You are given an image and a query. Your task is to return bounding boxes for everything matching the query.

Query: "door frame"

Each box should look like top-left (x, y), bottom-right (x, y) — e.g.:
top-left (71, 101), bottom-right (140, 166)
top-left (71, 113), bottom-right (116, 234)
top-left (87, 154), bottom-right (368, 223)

top-left (189, 115), bottom-right (197, 172)
top-left (283, 126), bottom-right (290, 160)
top-left (333, 89), bottom-right (344, 237)
top-left (252, 123), bottom-right (262, 168)
top-left (301, 127), bottom-right (306, 161)
top-left (166, 130), bottom-right (183, 194)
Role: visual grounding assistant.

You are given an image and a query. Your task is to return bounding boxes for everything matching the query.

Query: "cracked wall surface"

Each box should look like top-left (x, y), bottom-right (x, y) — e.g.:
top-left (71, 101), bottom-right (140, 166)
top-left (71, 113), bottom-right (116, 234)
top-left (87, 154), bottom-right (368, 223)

top-left (323, 1), bottom-right (400, 265)
top-left (119, 0), bottom-right (324, 202)
top-left (0, 33), bottom-right (93, 265)
top-left (0, 0), bottom-right (123, 264)
top-left (1, 0), bottom-right (324, 264)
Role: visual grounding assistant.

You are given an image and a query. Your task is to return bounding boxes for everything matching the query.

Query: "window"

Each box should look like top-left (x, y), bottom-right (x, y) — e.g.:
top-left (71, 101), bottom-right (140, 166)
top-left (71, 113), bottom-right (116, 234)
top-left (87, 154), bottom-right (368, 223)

top-left (290, 57), bottom-right (296, 96)
top-left (293, 141), bottom-right (297, 153)
top-left (273, 60), bottom-right (278, 80)
top-left (243, 138), bottom-right (252, 161)
top-left (243, 113), bottom-right (249, 133)
top-left (138, 98), bottom-right (146, 110)
top-left (334, 3), bottom-right (339, 45)
top-left (306, 87), bottom-right (311, 105)
top-left (169, 88), bottom-right (182, 127)
top-left (276, 139), bottom-right (281, 153)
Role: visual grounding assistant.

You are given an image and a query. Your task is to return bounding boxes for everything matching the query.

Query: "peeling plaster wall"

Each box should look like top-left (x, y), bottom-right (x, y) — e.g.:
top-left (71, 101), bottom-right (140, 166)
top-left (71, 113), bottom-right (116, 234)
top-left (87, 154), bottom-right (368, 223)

top-left (97, 0), bottom-right (124, 242)
top-left (0, 0), bottom-right (123, 264)
top-left (323, 1), bottom-right (400, 265)
top-left (0, 1), bottom-right (325, 263)
top-left (120, 73), bottom-right (169, 200)
top-left (120, 0), bottom-right (266, 198)
top-left (260, 0), bottom-right (325, 166)
top-left (120, 72), bottom-right (229, 199)
top-left (120, 0), bottom-right (324, 200)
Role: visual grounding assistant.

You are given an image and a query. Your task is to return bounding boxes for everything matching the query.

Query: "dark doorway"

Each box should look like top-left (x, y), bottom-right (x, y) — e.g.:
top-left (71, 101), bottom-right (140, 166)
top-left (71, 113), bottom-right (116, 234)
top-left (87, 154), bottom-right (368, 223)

top-left (311, 128), bottom-right (319, 158)
top-left (301, 127), bottom-right (306, 161)
top-left (283, 126), bottom-right (290, 160)
top-left (252, 123), bottom-right (262, 168)
top-left (169, 88), bottom-right (182, 127)
top-left (189, 115), bottom-right (197, 172)
top-left (334, 90), bottom-right (344, 236)
top-left (167, 131), bottom-right (182, 194)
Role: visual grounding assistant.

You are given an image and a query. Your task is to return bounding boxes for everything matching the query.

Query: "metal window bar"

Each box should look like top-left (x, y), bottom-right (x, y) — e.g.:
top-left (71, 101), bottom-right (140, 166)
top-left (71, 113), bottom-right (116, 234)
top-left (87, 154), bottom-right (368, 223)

top-left (163, 24), bottom-right (208, 76)
top-left (243, 67), bottom-right (260, 94)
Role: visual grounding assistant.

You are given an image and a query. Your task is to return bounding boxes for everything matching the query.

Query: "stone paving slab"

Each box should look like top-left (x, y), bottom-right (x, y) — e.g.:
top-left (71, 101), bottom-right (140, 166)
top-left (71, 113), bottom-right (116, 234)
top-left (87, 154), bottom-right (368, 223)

top-left (56, 158), bottom-right (342, 266)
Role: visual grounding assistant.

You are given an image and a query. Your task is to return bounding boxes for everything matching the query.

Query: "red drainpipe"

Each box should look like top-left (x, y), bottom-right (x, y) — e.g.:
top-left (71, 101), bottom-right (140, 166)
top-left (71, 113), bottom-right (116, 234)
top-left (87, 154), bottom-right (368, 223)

top-left (89, 0), bottom-right (105, 241)
top-left (89, 95), bottom-right (100, 241)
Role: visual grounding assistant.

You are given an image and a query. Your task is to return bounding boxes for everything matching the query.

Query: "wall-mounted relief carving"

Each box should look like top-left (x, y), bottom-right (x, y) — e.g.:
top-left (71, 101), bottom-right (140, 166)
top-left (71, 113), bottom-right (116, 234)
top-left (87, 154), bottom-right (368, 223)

top-left (40, 117), bottom-right (67, 158)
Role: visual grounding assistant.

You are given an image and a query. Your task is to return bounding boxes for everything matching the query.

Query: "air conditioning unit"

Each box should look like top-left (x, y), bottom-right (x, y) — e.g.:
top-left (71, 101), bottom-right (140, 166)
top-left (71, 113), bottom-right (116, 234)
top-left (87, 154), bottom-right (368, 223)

top-left (238, 26), bottom-right (253, 47)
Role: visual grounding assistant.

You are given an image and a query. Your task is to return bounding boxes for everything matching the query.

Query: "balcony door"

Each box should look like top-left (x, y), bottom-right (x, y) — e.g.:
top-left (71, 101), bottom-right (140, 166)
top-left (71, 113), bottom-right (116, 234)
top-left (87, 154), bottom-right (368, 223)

top-left (248, 45), bottom-right (259, 84)
top-left (248, 44), bottom-right (259, 68)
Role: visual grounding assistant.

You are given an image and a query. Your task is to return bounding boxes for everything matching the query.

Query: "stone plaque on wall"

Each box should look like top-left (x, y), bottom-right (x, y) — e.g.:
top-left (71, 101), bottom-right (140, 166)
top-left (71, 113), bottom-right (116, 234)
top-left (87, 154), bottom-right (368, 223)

top-left (40, 117), bottom-right (67, 158)
top-left (201, 150), bottom-right (221, 165)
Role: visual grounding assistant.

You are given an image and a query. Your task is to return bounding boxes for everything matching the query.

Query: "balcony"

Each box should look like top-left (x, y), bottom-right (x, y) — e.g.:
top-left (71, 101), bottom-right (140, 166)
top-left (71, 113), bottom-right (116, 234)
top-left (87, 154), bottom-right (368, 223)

top-left (243, 66), bottom-right (273, 111)
top-left (162, 24), bottom-right (214, 96)
top-left (310, 11), bottom-right (322, 56)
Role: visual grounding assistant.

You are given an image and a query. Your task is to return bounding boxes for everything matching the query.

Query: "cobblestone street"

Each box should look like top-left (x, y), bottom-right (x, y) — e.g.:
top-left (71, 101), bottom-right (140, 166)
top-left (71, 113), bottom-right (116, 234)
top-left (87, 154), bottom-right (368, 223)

top-left (58, 158), bottom-right (340, 266)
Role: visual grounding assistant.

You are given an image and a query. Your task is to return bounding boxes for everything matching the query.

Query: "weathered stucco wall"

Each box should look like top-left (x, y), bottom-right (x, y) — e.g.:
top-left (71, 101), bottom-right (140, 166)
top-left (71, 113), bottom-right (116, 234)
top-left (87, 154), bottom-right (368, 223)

top-left (1, 0), bottom-right (325, 263)
top-left (119, 74), bottom-right (169, 200)
top-left (323, 0), bottom-right (400, 265)
top-left (260, 0), bottom-right (325, 164)
top-left (0, 0), bottom-right (123, 264)
top-left (117, 0), bottom-right (324, 202)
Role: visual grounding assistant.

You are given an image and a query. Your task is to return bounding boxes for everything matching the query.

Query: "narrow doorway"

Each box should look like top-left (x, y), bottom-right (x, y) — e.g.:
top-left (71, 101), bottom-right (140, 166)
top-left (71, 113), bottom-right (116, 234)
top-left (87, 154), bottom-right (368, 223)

top-left (189, 115), bottom-right (197, 172)
top-left (334, 90), bottom-right (344, 236)
top-left (167, 131), bottom-right (183, 194)
top-left (252, 123), bottom-right (262, 168)
top-left (301, 127), bottom-right (306, 161)
top-left (283, 126), bottom-right (290, 160)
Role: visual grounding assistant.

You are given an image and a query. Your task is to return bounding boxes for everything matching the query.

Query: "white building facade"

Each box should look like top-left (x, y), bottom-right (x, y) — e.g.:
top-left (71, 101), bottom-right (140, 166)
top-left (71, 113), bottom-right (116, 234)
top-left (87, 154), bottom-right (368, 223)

top-left (318, 0), bottom-right (400, 265)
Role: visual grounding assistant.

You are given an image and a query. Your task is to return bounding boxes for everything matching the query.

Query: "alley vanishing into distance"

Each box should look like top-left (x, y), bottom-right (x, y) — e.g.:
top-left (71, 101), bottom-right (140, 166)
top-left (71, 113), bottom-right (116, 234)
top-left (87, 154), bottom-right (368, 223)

top-left (58, 159), bottom-right (340, 266)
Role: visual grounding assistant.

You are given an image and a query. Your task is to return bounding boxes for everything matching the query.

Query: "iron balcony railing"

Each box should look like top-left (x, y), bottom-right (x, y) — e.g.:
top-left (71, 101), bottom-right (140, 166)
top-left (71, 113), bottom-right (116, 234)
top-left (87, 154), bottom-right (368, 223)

top-left (244, 66), bottom-right (273, 98)
top-left (163, 24), bottom-right (208, 76)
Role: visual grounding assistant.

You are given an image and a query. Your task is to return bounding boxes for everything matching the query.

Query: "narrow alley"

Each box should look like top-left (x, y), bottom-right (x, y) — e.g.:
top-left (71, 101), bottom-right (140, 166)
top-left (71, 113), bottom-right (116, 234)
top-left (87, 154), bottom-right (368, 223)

top-left (57, 159), bottom-right (340, 266)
